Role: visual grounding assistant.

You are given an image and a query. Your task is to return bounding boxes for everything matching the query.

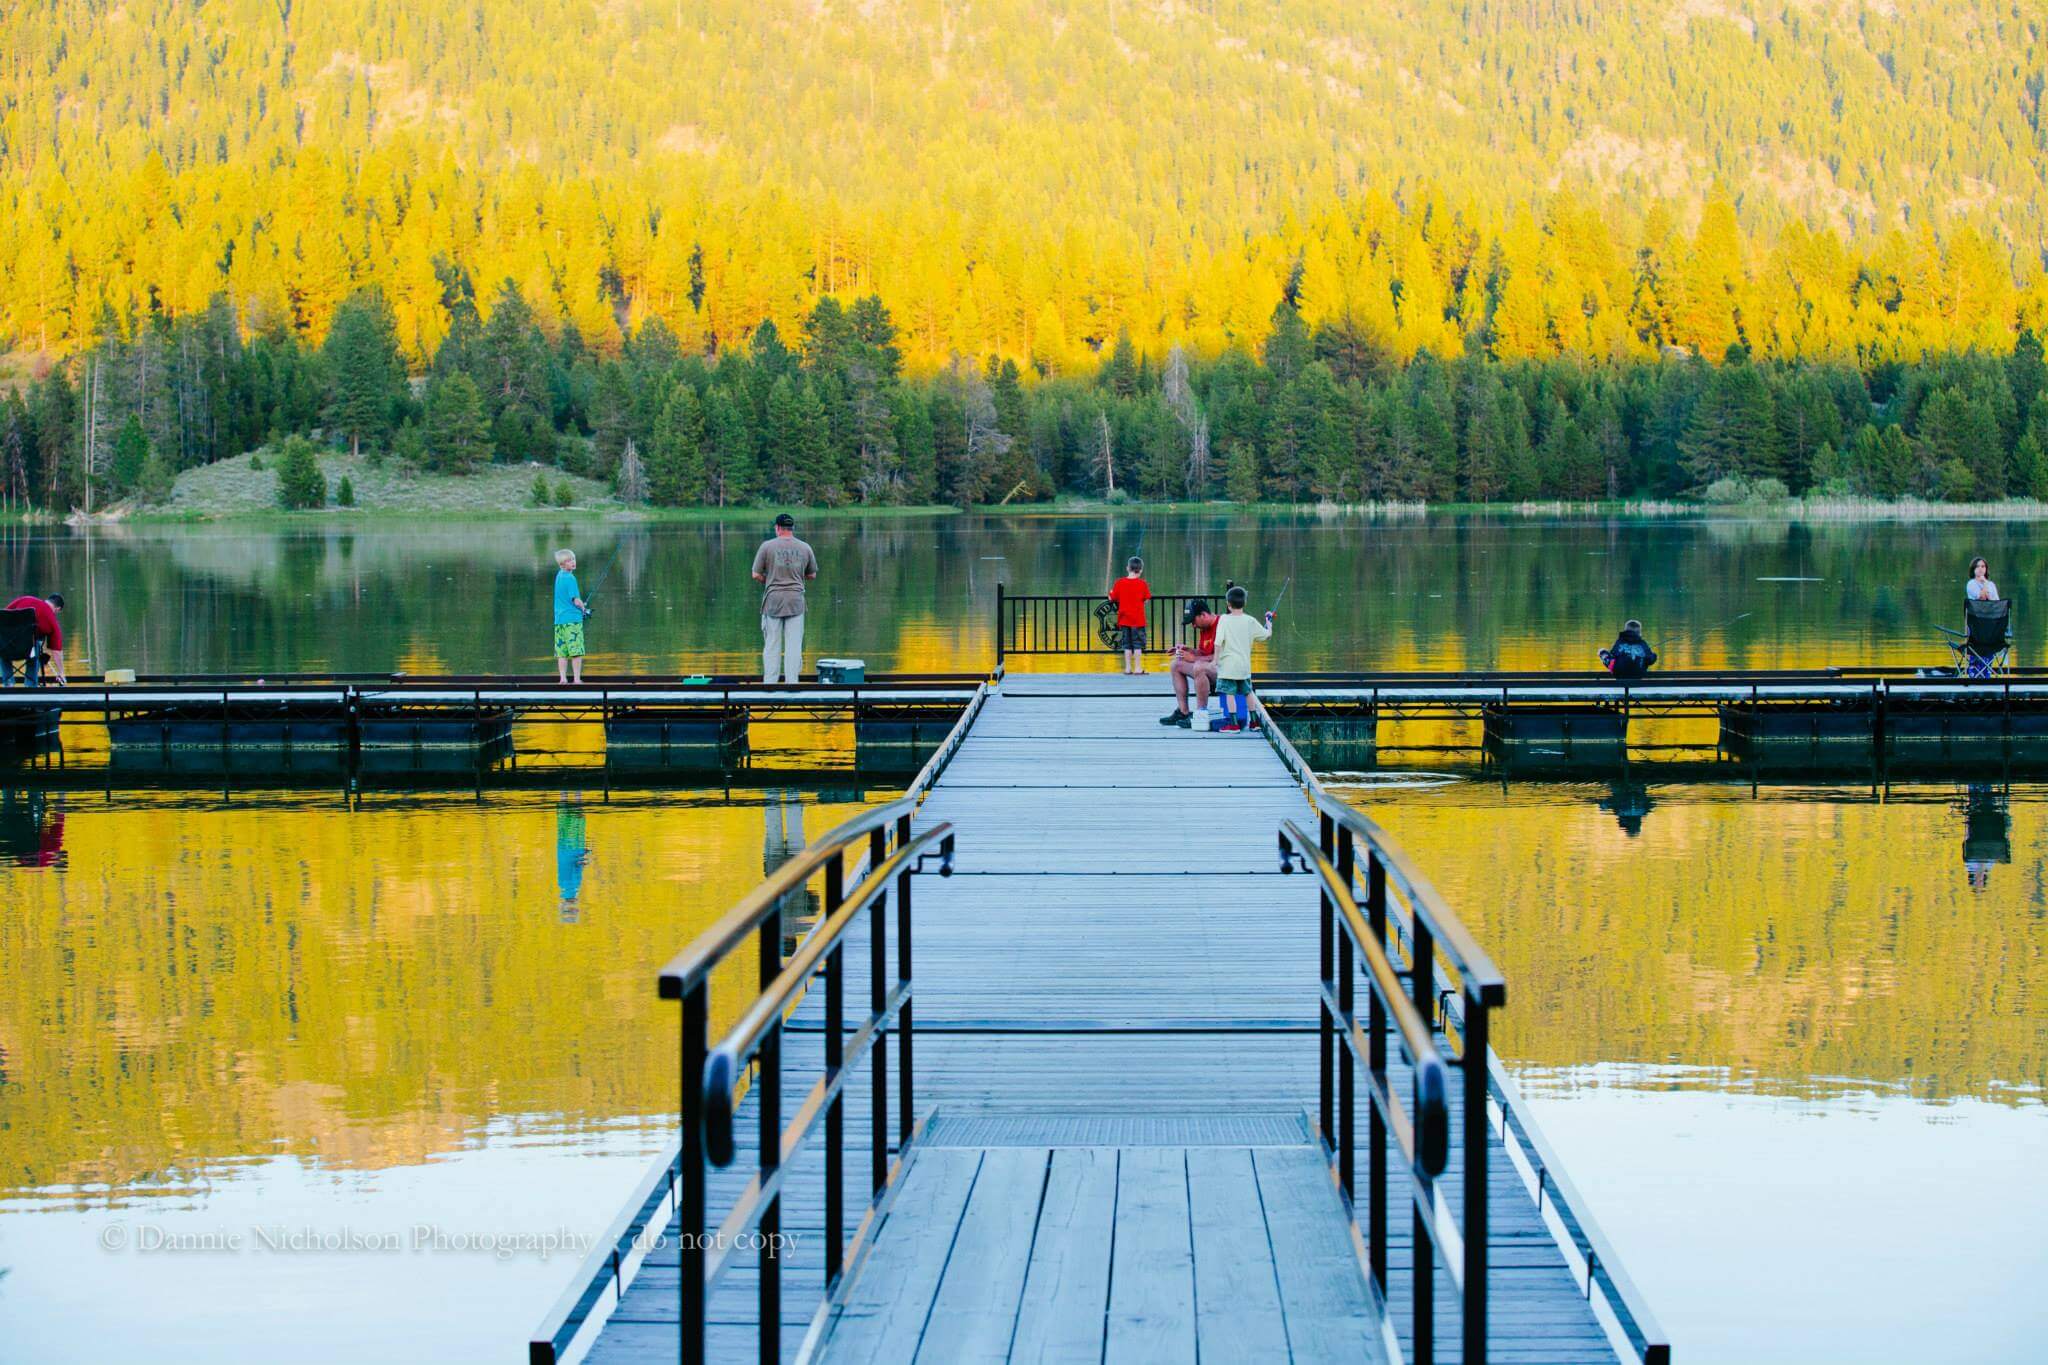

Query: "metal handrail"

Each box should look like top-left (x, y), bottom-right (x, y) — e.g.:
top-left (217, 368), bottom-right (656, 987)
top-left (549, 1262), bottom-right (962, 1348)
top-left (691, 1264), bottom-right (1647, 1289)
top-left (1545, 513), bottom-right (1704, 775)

top-left (902, 679), bottom-right (992, 801)
top-left (1279, 818), bottom-right (1450, 1175)
top-left (1258, 696), bottom-right (1506, 1006)
top-left (655, 801), bottom-right (954, 1365)
top-left (587, 676), bottom-right (986, 1365)
top-left (701, 823), bottom-right (955, 1165)
top-left (656, 796), bottom-right (917, 998)
top-left (524, 683), bottom-right (990, 1365)
top-left (1262, 694), bottom-right (1670, 1365)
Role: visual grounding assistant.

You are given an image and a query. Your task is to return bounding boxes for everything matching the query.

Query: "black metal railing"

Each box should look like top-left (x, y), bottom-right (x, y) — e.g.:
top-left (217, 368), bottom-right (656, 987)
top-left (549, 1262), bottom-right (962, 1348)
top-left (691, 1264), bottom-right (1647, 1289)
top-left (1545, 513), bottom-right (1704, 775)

top-left (1277, 805), bottom-right (1499, 1364)
top-left (1260, 697), bottom-right (1669, 1365)
top-left (655, 795), bottom-right (955, 1365)
top-left (526, 682), bottom-right (990, 1365)
top-left (994, 585), bottom-right (1221, 660)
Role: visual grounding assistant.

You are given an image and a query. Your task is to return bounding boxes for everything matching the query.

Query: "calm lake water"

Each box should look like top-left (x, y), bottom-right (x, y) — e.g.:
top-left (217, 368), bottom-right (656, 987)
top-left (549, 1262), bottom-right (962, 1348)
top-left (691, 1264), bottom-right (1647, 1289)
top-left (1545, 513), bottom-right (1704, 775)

top-left (2, 511), bottom-right (2044, 1362)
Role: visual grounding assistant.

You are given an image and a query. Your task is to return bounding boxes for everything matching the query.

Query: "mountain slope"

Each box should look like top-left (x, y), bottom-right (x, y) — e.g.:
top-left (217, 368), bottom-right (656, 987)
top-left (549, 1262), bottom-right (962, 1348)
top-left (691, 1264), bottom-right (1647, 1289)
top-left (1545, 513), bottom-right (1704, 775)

top-left (2, 0), bottom-right (2044, 363)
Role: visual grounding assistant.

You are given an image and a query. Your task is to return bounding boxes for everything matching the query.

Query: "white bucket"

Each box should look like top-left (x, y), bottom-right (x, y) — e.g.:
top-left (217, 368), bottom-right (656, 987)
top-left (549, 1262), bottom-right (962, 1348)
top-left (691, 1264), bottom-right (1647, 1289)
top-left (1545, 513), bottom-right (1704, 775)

top-left (1191, 708), bottom-right (1211, 732)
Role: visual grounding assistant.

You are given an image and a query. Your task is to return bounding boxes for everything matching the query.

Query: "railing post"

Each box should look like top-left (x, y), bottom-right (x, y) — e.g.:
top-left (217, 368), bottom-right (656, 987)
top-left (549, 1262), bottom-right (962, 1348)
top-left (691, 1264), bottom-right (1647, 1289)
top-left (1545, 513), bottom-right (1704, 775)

top-left (1336, 826), bottom-right (1356, 1206)
top-left (679, 984), bottom-right (708, 1365)
top-left (1318, 811), bottom-right (1336, 1155)
top-left (1410, 914), bottom-right (1438, 1365)
top-left (1463, 990), bottom-right (1490, 1364)
top-left (995, 583), bottom-right (1006, 668)
top-left (896, 813), bottom-right (915, 1149)
top-left (869, 826), bottom-right (889, 1197)
top-left (757, 899), bottom-right (782, 1364)
top-left (1366, 850), bottom-right (1389, 1294)
top-left (824, 856), bottom-right (845, 1289)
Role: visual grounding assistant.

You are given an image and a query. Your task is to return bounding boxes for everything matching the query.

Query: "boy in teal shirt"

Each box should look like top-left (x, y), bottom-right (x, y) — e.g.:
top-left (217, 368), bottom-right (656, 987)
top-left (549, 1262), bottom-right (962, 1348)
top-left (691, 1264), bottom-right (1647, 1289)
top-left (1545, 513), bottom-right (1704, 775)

top-left (553, 548), bottom-right (587, 683)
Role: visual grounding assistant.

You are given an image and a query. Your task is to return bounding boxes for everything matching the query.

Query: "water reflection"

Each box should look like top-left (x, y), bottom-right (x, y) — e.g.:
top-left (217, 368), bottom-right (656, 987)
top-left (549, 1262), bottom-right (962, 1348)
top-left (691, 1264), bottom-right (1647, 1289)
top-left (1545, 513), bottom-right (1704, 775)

top-left (1366, 777), bottom-right (2048, 1362)
top-left (0, 779), bottom-right (892, 1361)
top-left (1597, 779), bottom-right (1656, 836)
top-left (1961, 782), bottom-right (2011, 893)
top-left (7, 511), bottom-right (2048, 677)
top-left (554, 794), bottom-right (589, 922)
top-left (0, 786), bottom-right (64, 867)
top-left (1364, 779), bottom-right (2048, 1104)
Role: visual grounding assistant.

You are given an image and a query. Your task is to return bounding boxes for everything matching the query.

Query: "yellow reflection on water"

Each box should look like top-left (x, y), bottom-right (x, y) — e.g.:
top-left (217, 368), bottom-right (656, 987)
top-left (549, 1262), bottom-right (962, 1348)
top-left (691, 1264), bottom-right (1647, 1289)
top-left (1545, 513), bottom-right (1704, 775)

top-left (0, 785), bottom-right (889, 1201)
top-left (1361, 781), bottom-right (2048, 1105)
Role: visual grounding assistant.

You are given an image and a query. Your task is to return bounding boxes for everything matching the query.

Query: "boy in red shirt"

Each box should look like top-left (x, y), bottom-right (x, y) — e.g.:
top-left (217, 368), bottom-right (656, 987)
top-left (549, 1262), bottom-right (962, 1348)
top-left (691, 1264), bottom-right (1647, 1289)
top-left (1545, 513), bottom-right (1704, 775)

top-left (3, 592), bottom-right (64, 686)
top-left (1105, 556), bottom-right (1151, 675)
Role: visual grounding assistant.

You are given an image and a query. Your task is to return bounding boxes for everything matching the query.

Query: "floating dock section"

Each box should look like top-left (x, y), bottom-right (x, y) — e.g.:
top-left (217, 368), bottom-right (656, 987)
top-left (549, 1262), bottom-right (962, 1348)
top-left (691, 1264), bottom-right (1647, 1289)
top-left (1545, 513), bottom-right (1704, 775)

top-left (601, 708), bottom-right (749, 771)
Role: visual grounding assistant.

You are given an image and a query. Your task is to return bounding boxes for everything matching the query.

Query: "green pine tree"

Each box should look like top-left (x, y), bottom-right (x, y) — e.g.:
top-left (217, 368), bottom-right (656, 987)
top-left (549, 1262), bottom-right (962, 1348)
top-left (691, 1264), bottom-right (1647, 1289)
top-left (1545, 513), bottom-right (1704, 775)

top-left (704, 386), bottom-right (759, 506)
top-left (1680, 363), bottom-right (1782, 487)
top-left (321, 286), bottom-right (407, 457)
top-left (647, 385), bottom-right (707, 506)
top-left (892, 390), bottom-right (938, 505)
top-left (1224, 443), bottom-right (1261, 503)
top-left (110, 414), bottom-right (150, 493)
top-left (423, 372), bottom-right (491, 474)
top-left (274, 436), bottom-right (327, 509)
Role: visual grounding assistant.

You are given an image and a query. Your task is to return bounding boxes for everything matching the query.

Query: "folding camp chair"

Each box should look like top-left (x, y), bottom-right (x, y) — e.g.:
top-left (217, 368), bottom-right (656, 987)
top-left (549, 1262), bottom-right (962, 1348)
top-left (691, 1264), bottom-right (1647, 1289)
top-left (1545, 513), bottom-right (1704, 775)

top-left (0, 607), bottom-right (42, 686)
top-left (1938, 597), bottom-right (2012, 678)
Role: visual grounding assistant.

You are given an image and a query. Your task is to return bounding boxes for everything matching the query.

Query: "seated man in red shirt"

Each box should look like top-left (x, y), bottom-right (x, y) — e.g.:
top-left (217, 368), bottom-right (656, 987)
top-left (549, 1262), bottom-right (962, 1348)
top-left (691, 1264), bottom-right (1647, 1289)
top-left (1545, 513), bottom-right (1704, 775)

top-left (1160, 597), bottom-right (1219, 728)
top-left (3, 592), bottom-right (65, 686)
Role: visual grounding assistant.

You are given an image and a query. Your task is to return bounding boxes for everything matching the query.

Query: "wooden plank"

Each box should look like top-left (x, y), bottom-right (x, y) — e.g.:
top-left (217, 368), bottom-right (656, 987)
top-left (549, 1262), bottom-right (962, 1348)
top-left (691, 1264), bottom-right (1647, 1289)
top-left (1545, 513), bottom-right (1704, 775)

top-left (1253, 1145), bottom-right (1391, 1363)
top-left (913, 1148), bottom-right (1052, 1363)
top-left (1008, 1148), bottom-right (1118, 1365)
top-left (1184, 1147), bottom-right (1291, 1361)
top-left (818, 1147), bottom-right (984, 1363)
top-left (1103, 1148), bottom-right (1196, 1365)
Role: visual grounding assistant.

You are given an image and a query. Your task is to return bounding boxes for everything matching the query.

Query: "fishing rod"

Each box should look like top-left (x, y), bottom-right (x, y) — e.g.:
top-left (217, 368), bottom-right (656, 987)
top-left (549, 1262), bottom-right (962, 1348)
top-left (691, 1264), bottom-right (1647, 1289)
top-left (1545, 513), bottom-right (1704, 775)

top-left (1268, 575), bottom-right (1293, 616)
top-left (1683, 610), bottom-right (1752, 646)
top-left (577, 545), bottom-right (626, 617)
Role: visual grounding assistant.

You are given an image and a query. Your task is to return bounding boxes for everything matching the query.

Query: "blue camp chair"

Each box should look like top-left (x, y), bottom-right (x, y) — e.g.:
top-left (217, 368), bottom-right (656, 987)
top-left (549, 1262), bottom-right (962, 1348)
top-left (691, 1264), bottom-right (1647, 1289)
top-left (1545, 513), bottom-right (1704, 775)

top-left (1938, 597), bottom-right (2012, 678)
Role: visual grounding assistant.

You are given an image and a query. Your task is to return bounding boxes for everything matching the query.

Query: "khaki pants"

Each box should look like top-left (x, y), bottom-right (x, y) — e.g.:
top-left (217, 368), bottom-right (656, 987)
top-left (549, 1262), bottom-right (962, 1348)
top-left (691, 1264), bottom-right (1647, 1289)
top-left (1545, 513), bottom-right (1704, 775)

top-left (762, 612), bottom-right (805, 683)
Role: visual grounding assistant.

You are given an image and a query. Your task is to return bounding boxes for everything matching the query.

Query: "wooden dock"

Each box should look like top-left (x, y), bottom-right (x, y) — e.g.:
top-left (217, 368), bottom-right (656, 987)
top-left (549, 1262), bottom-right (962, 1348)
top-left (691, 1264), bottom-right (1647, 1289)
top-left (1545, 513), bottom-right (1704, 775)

top-left (563, 673), bottom-right (1663, 1365)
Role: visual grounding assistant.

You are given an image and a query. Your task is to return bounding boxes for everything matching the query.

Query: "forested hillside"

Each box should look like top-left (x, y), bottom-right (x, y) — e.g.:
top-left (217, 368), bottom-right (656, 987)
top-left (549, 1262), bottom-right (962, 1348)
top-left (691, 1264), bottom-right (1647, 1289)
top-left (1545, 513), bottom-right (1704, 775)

top-left (4, 0), bottom-right (2046, 369)
top-left (5, 1), bottom-right (2048, 513)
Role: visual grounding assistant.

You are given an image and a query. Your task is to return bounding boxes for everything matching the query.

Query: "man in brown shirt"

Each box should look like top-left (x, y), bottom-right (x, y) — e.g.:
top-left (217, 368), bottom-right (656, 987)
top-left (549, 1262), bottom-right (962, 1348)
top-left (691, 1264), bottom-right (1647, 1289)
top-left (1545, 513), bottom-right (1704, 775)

top-left (751, 513), bottom-right (818, 683)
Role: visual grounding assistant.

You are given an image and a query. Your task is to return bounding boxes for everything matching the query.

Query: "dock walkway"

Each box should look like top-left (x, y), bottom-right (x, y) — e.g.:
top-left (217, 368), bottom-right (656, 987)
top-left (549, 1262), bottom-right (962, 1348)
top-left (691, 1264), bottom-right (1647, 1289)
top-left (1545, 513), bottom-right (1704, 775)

top-left (581, 673), bottom-right (1629, 1365)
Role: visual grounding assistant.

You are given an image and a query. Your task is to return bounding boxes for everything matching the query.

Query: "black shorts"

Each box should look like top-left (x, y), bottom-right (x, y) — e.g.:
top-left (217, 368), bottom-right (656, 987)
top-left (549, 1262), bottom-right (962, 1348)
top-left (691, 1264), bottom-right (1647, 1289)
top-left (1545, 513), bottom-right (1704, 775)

top-left (1118, 625), bottom-right (1147, 650)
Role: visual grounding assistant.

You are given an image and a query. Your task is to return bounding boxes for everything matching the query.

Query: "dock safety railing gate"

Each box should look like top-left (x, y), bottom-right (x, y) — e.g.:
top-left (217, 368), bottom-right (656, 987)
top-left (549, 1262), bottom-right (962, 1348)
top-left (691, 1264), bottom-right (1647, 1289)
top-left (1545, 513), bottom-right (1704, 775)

top-left (995, 584), bottom-right (1217, 661)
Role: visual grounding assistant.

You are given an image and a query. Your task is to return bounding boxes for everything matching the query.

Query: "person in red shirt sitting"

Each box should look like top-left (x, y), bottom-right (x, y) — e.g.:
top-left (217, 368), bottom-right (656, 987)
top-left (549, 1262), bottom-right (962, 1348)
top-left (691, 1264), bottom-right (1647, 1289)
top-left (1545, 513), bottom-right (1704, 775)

top-left (1105, 556), bottom-right (1152, 676)
top-left (1160, 597), bottom-right (1219, 727)
top-left (3, 592), bottom-right (65, 686)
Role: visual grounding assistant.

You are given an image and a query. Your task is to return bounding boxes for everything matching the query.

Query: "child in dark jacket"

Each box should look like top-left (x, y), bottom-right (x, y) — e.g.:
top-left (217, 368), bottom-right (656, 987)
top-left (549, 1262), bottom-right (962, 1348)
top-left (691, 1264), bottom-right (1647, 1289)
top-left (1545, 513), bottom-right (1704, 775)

top-left (1600, 620), bottom-right (1658, 680)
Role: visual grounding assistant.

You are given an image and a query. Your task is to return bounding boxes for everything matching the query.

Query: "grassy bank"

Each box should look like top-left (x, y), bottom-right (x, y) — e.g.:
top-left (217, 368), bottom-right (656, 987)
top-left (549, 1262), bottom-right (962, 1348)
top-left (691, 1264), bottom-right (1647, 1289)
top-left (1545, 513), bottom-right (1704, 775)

top-left (93, 450), bottom-right (963, 524)
top-left (65, 450), bottom-right (2048, 526)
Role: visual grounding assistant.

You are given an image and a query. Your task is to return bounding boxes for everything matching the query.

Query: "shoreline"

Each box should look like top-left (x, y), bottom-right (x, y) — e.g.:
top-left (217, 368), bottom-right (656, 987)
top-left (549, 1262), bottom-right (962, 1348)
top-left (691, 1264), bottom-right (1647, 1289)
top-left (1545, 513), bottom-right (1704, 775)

top-left (29, 495), bottom-right (2048, 528)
